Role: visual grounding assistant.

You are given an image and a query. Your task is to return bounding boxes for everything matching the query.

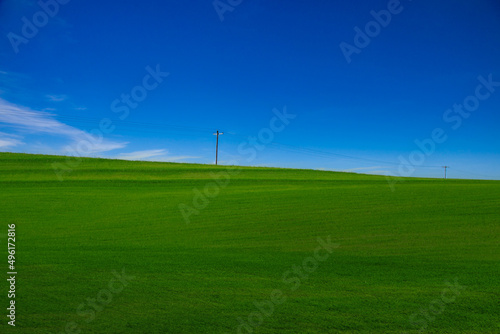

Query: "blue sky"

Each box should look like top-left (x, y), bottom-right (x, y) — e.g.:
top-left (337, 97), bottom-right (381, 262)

top-left (0, 0), bottom-right (499, 179)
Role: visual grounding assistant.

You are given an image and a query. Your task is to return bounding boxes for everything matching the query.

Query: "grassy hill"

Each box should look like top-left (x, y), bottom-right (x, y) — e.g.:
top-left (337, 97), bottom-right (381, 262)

top-left (1, 152), bottom-right (499, 333)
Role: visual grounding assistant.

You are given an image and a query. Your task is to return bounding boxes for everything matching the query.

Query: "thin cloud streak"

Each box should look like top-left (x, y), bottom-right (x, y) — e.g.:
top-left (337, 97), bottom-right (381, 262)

top-left (117, 149), bottom-right (167, 160)
top-left (0, 129), bottom-right (24, 149)
top-left (162, 155), bottom-right (201, 162)
top-left (0, 138), bottom-right (23, 148)
top-left (116, 149), bottom-right (200, 162)
top-left (0, 97), bottom-right (126, 153)
top-left (45, 94), bottom-right (68, 102)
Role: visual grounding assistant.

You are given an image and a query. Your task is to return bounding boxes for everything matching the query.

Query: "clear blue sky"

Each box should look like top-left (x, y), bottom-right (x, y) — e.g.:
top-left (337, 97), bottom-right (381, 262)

top-left (1, 0), bottom-right (499, 179)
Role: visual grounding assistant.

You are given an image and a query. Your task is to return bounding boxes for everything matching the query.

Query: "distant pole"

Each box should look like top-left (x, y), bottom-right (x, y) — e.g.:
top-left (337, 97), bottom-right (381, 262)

top-left (442, 166), bottom-right (450, 179)
top-left (213, 130), bottom-right (224, 165)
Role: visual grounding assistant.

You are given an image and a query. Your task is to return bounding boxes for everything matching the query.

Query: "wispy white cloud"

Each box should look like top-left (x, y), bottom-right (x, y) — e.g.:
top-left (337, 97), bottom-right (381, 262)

top-left (0, 70), bottom-right (29, 84)
top-left (0, 131), bottom-right (23, 148)
top-left (0, 131), bottom-right (22, 138)
top-left (118, 149), bottom-right (167, 160)
top-left (116, 149), bottom-right (200, 162)
top-left (0, 97), bottom-right (126, 153)
top-left (165, 155), bottom-right (200, 161)
top-left (0, 138), bottom-right (23, 148)
top-left (45, 94), bottom-right (68, 102)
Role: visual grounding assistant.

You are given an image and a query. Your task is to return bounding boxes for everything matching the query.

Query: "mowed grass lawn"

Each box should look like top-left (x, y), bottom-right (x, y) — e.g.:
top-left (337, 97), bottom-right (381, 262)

top-left (0, 152), bottom-right (499, 334)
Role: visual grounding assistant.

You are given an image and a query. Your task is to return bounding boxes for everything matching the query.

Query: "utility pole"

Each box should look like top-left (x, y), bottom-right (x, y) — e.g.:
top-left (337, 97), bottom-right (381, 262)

top-left (442, 166), bottom-right (450, 179)
top-left (213, 130), bottom-right (223, 165)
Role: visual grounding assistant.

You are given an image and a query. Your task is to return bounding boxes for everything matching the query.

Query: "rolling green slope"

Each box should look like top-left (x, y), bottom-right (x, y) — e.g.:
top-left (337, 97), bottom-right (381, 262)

top-left (0, 152), bottom-right (499, 333)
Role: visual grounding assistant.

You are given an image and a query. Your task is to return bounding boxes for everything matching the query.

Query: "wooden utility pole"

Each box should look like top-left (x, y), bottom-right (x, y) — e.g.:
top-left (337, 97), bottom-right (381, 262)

top-left (442, 166), bottom-right (450, 179)
top-left (213, 130), bottom-right (223, 165)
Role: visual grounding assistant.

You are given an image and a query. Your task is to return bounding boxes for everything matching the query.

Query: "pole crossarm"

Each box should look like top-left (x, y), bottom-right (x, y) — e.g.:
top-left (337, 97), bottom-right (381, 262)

top-left (442, 166), bottom-right (450, 179)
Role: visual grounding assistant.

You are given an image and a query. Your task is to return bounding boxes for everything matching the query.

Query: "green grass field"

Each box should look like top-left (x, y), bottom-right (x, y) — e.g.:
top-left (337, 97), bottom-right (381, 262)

top-left (1, 152), bottom-right (499, 333)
